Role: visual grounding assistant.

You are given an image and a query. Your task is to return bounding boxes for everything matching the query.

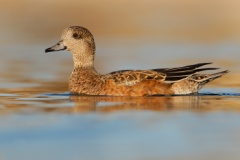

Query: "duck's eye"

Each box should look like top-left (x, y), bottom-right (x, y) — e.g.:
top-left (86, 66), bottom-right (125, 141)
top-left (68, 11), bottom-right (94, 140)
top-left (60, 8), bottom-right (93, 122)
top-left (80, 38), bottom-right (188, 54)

top-left (72, 33), bottom-right (82, 39)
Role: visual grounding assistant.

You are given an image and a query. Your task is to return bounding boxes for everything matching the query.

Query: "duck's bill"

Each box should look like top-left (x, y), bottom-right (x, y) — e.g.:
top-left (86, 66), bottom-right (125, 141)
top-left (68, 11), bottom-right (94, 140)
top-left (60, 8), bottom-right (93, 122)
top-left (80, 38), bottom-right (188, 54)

top-left (45, 41), bottom-right (67, 53)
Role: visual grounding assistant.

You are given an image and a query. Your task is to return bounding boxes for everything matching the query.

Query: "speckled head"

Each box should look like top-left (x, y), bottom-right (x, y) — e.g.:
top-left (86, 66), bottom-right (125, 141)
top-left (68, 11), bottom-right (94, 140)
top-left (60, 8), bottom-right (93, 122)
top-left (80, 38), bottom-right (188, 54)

top-left (45, 26), bottom-right (95, 55)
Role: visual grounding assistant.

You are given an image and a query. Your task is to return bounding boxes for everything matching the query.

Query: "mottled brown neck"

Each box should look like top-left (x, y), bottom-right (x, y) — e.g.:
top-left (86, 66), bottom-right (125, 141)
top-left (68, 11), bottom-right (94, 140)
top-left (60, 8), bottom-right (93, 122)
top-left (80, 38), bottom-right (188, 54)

top-left (69, 67), bottom-right (104, 95)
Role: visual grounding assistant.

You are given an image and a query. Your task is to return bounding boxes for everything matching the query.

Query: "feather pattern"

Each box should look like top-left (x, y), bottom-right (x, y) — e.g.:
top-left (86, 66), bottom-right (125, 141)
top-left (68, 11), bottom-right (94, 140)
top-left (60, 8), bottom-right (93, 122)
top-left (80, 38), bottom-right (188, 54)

top-left (45, 26), bottom-right (229, 96)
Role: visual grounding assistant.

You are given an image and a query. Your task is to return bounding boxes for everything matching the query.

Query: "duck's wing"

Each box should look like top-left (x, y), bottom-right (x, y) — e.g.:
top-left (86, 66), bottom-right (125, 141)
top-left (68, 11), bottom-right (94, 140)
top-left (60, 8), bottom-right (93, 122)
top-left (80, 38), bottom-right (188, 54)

top-left (107, 63), bottom-right (219, 85)
top-left (106, 70), bottom-right (166, 86)
top-left (152, 62), bottom-right (219, 81)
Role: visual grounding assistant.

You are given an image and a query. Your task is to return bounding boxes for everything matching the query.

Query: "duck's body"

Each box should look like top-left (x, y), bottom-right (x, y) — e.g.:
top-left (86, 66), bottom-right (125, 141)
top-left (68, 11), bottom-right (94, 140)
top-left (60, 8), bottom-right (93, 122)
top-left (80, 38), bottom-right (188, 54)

top-left (45, 26), bottom-right (228, 96)
top-left (69, 67), bottom-right (172, 96)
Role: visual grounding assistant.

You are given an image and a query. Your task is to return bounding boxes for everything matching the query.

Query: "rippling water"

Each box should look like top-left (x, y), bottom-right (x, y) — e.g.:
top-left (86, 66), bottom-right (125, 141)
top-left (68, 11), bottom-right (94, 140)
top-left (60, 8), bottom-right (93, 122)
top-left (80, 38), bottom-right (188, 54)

top-left (1, 0), bottom-right (240, 159)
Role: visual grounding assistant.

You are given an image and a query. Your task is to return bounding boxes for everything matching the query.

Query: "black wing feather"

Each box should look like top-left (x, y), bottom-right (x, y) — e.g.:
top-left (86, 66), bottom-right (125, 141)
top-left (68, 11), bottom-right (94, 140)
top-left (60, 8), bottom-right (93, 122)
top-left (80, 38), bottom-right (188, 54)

top-left (109, 63), bottom-right (218, 82)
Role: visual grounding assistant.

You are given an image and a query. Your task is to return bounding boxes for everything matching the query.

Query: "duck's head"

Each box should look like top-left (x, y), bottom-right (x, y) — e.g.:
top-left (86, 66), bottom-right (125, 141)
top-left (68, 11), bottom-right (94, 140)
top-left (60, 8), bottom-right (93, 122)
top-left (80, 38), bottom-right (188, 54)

top-left (45, 26), bottom-right (95, 55)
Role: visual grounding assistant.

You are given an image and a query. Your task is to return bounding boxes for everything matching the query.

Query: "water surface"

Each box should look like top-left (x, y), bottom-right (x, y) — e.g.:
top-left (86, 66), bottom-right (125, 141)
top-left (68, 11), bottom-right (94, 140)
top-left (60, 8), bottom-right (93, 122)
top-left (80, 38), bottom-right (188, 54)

top-left (1, 41), bottom-right (240, 160)
top-left (1, 1), bottom-right (240, 159)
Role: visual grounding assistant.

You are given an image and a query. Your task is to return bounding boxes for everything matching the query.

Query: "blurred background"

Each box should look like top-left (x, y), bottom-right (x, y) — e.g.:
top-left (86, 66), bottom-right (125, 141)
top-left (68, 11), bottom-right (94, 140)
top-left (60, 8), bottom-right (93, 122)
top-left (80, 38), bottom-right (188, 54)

top-left (1, 0), bottom-right (240, 42)
top-left (1, 1), bottom-right (240, 160)
top-left (0, 0), bottom-right (239, 87)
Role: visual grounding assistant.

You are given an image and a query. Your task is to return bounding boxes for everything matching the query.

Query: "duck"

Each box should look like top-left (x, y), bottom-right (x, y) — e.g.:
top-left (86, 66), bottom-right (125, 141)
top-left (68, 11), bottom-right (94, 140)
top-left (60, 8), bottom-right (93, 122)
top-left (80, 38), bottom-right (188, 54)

top-left (45, 26), bottom-right (229, 96)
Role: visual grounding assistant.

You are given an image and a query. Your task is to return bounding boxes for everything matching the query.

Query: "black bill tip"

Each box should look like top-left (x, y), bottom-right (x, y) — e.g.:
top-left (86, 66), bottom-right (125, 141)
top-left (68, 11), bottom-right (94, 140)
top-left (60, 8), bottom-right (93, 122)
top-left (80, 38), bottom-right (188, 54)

top-left (45, 48), bottom-right (55, 53)
top-left (45, 46), bottom-right (67, 53)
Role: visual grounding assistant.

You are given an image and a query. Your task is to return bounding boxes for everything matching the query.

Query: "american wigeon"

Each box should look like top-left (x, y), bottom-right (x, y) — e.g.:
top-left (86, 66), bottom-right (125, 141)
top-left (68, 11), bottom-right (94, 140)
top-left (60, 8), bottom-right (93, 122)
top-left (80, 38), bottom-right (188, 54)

top-left (45, 26), bottom-right (228, 96)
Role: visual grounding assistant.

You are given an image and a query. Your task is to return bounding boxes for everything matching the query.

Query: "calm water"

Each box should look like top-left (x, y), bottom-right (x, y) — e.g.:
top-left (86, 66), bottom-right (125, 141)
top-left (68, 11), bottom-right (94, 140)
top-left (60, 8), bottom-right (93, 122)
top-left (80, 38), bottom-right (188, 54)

top-left (1, 1), bottom-right (240, 158)
top-left (0, 39), bottom-right (240, 160)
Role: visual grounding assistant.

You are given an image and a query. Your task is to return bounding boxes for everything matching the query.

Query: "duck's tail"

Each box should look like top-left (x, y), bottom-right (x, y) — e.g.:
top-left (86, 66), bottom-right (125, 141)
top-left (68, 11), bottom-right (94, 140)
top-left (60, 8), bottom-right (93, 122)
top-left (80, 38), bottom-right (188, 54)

top-left (171, 70), bottom-right (229, 95)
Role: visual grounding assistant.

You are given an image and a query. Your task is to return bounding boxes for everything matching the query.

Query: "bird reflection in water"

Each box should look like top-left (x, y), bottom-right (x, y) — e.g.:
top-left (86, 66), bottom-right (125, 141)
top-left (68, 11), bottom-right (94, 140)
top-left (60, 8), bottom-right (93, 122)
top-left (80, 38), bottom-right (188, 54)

top-left (69, 95), bottom-right (201, 113)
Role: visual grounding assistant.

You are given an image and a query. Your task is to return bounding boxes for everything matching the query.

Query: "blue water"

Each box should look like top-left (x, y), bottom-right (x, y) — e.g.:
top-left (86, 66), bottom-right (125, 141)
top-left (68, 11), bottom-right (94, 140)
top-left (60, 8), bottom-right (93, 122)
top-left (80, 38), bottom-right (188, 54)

top-left (0, 41), bottom-right (240, 160)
